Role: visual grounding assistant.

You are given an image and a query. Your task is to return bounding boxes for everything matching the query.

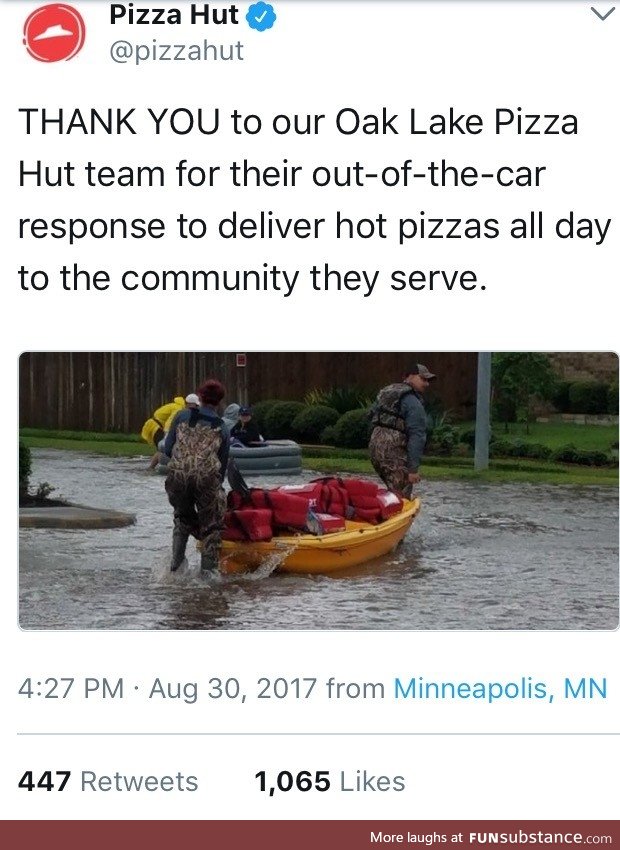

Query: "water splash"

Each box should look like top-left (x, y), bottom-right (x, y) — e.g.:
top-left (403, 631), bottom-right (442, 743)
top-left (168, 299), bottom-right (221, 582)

top-left (229, 544), bottom-right (299, 583)
top-left (150, 550), bottom-right (179, 584)
top-left (150, 540), bottom-right (294, 587)
top-left (151, 552), bottom-right (227, 588)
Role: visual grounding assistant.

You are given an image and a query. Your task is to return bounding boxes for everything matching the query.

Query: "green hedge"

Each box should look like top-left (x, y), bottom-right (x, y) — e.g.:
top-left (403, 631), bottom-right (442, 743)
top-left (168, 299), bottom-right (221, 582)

top-left (19, 441), bottom-right (32, 497)
top-left (331, 409), bottom-right (372, 449)
top-left (426, 422), bottom-right (459, 456)
top-left (459, 428), bottom-right (477, 449)
top-left (568, 381), bottom-right (611, 415)
top-left (264, 401), bottom-right (305, 439)
top-left (292, 405), bottom-right (340, 442)
top-left (608, 382), bottom-right (619, 415)
top-left (550, 444), bottom-right (611, 466)
top-left (488, 438), bottom-right (614, 465)
top-left (320, 424), bottom-right (337, 445)
top-left (552, 381), bottom-right (572, 414)
top-left (250, 400), bottom-right (280, 435)
top-left (491, 440), bottom-right (552, 461)
top-left (551, 380), bottom-right (617, 415)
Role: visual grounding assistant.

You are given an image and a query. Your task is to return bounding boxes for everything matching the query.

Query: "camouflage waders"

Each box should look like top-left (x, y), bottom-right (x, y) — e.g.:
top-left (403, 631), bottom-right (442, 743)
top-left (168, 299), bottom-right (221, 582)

top-left (165, 420), bottom-right (226, 573)
top-left (369, 427), bottom-right (410, 497)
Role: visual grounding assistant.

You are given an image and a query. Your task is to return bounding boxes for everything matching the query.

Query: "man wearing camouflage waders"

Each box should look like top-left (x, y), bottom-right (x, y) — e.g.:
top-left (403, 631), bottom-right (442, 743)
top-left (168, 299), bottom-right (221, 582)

top-left (369, 364), bottom-right (436, 498)
top-left (163, 379), bottom-right (230, 573)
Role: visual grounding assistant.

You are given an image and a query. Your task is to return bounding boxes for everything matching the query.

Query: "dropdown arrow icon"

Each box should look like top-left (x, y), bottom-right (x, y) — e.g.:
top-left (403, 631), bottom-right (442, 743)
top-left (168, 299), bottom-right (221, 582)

top-left (591, 6), bottom-right (616, 20)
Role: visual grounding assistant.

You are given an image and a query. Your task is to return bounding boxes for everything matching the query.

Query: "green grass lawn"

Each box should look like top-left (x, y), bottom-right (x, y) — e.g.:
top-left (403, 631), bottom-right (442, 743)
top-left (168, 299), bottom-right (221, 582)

top-left (22, 435), bottom-right (153, 457)
top-left (19, 428), bottom-right (144, 444)
top-left (20, 426), bottom-right (618, 486)
top-left (458, 421), bottom-right (618, 452)
top-left (303, 455), bottom-right (617, 486)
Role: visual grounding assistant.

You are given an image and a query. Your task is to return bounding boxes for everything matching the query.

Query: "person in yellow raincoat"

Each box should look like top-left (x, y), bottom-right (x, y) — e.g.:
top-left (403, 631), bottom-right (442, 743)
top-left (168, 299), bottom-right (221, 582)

top-left (143, 396), bottom-right (202, 470)
top-left (141, 397), bottom-right (186, 448)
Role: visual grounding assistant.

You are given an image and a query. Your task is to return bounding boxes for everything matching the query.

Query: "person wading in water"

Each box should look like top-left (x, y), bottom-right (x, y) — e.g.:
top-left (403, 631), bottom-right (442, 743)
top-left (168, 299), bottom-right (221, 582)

top-left (369, 364), bottom-right (436, 498)
top-left (163, 379), bottom-right (230, 573)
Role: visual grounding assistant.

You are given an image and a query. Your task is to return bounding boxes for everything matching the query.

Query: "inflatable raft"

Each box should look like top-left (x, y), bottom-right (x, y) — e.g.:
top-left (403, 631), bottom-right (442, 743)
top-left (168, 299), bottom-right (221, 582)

top-left (219, 498), bottom-right (420, 575)
top-left (157, 440), bottom-right (302, 476)
top-left (230, 440), bottom-right (302, 476)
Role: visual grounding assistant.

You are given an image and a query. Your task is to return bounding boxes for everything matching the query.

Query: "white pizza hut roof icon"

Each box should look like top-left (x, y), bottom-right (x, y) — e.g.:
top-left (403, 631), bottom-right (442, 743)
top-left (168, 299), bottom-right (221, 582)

top-left (34, 24), bottom-right (74, 40)
top-left (23, 4), bottom-right (85, 62)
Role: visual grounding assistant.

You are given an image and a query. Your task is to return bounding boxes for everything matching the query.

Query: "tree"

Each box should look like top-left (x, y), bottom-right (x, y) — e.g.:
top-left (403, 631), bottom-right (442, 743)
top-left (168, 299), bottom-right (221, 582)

top-left (492, 353), bottom-right (557, 433)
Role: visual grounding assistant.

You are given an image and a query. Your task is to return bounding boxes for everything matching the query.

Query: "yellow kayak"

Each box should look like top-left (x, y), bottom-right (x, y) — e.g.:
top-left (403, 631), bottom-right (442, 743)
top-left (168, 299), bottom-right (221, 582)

top-left (220, 498), bottom-right (421, 575)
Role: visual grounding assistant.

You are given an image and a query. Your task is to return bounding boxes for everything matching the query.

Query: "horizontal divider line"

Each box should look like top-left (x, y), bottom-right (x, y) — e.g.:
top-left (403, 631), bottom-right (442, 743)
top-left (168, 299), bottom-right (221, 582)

top-left (17, 731), bottom-right (620, 737)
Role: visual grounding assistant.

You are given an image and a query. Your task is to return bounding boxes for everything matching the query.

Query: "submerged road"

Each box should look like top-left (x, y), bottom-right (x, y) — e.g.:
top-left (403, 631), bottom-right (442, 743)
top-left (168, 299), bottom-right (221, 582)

top-left (18, 449), bottom-right (619, 631)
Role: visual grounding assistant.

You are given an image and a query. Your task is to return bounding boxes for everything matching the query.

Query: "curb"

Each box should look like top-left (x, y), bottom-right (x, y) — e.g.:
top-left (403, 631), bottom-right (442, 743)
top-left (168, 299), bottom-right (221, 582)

top-left (19, 505), bottom-right (137, 530)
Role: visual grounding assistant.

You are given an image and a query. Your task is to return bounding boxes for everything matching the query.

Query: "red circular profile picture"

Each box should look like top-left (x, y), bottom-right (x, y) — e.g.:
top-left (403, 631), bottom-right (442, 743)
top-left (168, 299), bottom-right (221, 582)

top-left (23, 4), bottom-right (85, 62)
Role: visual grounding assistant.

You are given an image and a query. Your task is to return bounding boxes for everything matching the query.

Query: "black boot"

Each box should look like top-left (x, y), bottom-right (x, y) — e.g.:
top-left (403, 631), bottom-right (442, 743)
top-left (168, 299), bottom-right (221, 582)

top-left (170, 529), bottom-right (189, 572)
top-left (200, 534), bottom-right (220, 574)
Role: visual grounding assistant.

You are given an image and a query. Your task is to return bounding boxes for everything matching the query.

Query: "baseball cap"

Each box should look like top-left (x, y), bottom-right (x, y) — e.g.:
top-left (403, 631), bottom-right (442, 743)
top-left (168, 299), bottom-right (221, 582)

top-left (239, 405), bottom-right (253, 415)
top-left (185, 393), bottom-right (200, 405)
top-left (405, 364), bottom-right (436, 381)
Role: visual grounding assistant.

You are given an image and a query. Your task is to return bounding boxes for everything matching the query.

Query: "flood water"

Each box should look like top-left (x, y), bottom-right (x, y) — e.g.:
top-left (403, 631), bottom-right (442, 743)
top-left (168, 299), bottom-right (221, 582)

top-left (19, 449), bottom-right (619, 630)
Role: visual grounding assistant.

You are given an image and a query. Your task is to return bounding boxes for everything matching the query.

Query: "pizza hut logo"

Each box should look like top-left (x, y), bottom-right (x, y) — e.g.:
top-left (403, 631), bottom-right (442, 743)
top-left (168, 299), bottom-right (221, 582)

top-left (23, 4), bottom-right (85, 62)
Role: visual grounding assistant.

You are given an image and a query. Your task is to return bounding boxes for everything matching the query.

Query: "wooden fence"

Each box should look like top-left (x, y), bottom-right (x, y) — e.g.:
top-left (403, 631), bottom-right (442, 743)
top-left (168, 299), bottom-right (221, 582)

top-left (19, 352), bottom-right (478, 432)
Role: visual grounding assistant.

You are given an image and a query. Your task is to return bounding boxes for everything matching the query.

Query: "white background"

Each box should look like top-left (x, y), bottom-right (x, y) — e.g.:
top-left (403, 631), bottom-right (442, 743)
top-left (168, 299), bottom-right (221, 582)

top-left (2, 0), bottom-right (618, 820)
